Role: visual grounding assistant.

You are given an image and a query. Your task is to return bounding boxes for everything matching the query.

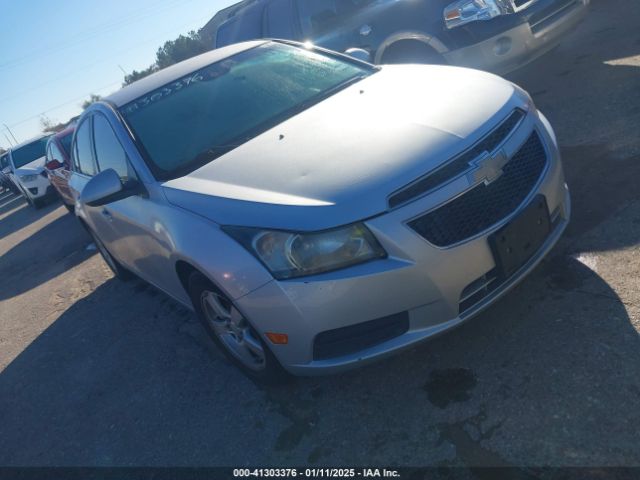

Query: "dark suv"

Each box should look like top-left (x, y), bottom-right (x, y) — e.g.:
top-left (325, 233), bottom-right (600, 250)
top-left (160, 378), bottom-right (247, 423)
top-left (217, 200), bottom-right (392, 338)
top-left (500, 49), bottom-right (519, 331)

top-left (213, 0), bottom-right (589, 74)
top-left (1, 152), bottom-right (18, 194)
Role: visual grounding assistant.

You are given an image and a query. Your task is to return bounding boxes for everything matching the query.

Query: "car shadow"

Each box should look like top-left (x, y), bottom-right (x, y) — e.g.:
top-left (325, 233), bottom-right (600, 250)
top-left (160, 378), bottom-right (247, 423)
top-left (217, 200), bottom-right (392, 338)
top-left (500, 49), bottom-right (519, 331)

top-left (0, 253), bottom-right (638, 466)
top-left (0, 191), bottom-right (25, 216)
top-left (506, 0), bottom-right (640, 253)
top-left (0, 192), bottom-right (61, 242)
top-left (0, 211), bottom-right (93, 301)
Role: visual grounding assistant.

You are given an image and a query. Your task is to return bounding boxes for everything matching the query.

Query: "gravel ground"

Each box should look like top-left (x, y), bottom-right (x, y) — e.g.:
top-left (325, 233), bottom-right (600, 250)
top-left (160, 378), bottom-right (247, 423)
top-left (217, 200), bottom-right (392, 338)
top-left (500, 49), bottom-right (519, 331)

top-left (1, 0), bottom-right (639, 468)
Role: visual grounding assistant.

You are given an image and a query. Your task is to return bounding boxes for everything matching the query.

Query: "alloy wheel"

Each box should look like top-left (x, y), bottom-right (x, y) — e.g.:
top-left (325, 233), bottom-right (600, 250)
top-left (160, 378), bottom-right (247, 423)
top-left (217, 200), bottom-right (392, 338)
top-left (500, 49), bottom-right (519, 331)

top-left (200, 290), bottom-right (266, 371)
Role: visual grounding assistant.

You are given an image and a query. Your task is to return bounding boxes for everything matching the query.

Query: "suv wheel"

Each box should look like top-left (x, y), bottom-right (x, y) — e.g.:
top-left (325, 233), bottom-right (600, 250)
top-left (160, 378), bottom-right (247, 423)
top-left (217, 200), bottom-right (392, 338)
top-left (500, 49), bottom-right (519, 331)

top-left (188, 272), bottom-right (289, 384)
top-left (382, 41), bottom-right (445, 65)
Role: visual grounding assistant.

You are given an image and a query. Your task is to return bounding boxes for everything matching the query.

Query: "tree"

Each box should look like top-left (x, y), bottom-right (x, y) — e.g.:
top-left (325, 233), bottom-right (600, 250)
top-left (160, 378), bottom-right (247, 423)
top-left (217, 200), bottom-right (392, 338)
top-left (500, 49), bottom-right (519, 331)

top-left (40, 115), bottom-right (67, 133)
top-left (122, 30), bottom-right (210, 86)
top-left (155, 30), bottom-right (208, 69)
top-left (81, 94), bottom-right (102, 110)
top-left (123, 65), bottom-right (157, 86)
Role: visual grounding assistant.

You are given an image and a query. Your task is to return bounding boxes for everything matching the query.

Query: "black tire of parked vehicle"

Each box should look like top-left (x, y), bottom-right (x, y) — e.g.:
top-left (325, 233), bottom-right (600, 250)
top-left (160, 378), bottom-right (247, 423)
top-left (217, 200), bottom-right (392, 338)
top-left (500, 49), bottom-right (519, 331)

top-left (88, 227), bottom-right (133, 281)
top-left (381, 41), bottom-right (445, 65)
top-left (187, 271), bottom-right (290, 385)
top-left (64, 203), bottom-right (74, 214)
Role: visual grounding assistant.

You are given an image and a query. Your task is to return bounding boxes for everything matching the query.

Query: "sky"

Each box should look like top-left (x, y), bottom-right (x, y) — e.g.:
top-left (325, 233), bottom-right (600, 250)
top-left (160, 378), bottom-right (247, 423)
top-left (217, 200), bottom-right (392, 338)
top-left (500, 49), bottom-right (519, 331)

top-left (0, 0), bottom-right (237, 150)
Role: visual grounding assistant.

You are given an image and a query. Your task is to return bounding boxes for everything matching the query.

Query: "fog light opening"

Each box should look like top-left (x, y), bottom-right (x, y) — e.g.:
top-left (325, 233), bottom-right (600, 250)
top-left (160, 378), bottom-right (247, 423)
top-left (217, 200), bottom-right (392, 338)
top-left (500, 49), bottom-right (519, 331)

top-left (494, 36), bottom-right (512, 56)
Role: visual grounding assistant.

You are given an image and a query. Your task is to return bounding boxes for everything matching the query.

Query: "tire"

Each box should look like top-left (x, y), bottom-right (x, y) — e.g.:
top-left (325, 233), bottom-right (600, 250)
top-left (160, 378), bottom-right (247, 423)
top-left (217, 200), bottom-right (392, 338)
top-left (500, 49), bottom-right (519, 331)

top-left (64, 202), bottom-right (74, 214)
top-left (88, 228), bottom-right (133, 281)
top-left (188, 272), bottom-right (290, 384)
top-left (382, 42), bottom-right (445, 65)
top-left (32, 198), bottom-right (43, 209)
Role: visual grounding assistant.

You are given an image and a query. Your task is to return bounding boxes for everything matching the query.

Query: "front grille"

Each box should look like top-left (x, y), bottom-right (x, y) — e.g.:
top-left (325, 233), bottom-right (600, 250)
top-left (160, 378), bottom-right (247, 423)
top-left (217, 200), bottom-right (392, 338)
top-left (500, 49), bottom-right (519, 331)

top-left (408, 132), bottom-right (547, 247)
top-left (459, 269), bottom-right (499, 314)
top-left (313, 312), bottom-right (409, 361)
top-left (388, 110), bottom-right (525, 209)
top-left (458, 206), bottom-right (563, 315)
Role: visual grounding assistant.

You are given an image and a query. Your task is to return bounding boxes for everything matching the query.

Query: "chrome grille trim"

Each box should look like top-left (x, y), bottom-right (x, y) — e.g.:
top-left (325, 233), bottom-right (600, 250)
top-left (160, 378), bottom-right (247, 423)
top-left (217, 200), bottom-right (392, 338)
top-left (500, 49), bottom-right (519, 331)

top-left (511, 0), bottom-right (539, 12)
top-left (407, 130), bottom-right (550, 248)
top-left (388, 109), bottom-right (526, 209)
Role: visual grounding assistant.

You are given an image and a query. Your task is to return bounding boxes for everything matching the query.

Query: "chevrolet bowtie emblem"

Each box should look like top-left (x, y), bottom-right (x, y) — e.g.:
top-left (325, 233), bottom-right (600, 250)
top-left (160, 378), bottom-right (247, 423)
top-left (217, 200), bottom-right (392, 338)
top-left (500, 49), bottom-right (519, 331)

top-left (467, 149), bottom-right (509, 186)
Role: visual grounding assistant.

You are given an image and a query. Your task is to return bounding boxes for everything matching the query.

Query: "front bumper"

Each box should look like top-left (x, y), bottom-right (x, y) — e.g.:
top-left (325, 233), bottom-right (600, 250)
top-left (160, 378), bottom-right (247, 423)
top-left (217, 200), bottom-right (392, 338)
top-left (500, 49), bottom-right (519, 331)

top-left (19, 175), bottom-right (54, 201)
top-left (444, 0), bottom-right (589, 74)
top-left (236, 110), bottom-right (570, 375)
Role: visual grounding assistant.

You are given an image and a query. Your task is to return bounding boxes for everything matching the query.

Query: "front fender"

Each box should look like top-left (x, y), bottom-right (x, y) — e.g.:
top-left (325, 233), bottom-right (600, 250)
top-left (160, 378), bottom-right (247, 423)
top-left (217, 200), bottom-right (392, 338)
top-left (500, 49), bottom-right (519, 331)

top-left (165, 206), bottom-right (274, 302)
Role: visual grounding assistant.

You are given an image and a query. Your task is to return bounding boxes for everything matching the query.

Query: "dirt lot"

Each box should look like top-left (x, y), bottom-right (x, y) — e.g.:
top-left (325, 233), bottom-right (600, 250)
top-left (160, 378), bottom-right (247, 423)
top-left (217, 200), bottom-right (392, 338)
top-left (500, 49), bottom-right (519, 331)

top-left (1, 0), bottom-right (639, 468)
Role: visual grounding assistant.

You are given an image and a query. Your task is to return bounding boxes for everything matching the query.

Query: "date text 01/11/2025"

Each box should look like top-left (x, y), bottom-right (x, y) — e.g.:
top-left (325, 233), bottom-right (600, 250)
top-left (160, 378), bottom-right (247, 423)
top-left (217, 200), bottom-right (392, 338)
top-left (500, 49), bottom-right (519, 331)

top-left (232, 468), bottom-right (401, 478)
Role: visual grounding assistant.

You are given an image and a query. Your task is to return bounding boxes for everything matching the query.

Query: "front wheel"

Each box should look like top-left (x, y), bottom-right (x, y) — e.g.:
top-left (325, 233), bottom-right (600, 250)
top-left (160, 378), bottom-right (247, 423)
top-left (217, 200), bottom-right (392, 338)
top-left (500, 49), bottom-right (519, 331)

top-left (188, 272), bottom-right (289, 384)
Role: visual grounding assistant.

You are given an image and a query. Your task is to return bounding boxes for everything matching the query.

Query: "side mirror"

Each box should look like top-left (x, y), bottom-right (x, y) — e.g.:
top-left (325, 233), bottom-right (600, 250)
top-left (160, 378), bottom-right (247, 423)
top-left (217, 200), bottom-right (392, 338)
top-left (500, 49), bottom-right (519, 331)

top-left (80, 168), bottom-right (143, 207)
top-left (45, 160), bottom-right (63, 170)
top-left (345, 48), bottom-right (372, 63)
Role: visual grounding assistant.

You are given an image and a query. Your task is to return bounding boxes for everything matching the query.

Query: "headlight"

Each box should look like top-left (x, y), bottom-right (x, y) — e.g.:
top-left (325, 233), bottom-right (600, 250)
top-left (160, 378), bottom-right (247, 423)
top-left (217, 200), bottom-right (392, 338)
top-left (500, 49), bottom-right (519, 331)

top-left (224, 223), bottom-right (386, 280)
top-left (510, 82), bottom-right (536, 111)
top-left (444, 0), bottom-right (510, 29)
top-left (19, 174), bottom-right (39, 183)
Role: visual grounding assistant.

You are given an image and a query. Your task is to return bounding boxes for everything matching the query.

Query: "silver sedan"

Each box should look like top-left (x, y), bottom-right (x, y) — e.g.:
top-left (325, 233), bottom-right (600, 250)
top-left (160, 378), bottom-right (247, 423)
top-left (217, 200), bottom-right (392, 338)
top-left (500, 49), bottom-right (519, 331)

top-left (70, 40), bottom-right (570, 382)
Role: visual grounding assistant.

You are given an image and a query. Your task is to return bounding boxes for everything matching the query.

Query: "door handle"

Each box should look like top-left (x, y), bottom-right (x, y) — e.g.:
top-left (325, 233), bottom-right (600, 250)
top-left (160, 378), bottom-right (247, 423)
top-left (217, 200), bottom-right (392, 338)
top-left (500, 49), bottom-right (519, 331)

top-left (101, 208), bottom-right (113, 221)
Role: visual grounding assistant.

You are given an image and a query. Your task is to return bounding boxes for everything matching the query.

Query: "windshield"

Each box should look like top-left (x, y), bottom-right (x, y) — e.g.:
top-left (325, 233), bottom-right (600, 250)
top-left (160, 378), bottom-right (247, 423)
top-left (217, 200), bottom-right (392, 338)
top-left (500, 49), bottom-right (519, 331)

top-left (298, 0), bottom-right (377, 37)
top-left (120, 42), bottom-right (372, 180)
top-left (11, 137), bottom-right (49, 168)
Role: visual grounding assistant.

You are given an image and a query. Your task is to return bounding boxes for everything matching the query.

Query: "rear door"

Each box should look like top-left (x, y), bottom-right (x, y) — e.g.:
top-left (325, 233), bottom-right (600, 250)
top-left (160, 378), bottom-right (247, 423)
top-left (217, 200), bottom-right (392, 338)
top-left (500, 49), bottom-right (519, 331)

top-left (46, 140), bottom-right (74, 204)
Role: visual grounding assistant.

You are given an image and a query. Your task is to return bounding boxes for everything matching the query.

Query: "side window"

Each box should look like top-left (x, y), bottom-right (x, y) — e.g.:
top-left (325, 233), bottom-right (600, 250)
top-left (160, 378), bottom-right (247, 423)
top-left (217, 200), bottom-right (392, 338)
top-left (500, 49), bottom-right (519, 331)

top-left (265, 0), bottom-right (300, 39)
top-left (92, 115), bottom-right (135, 181)
top-left (49, 142), bottom-right (66, 164)
top-left (73, 118), bottom-right (97, 176)
top-left (297, 0), bottom-right (338, 37)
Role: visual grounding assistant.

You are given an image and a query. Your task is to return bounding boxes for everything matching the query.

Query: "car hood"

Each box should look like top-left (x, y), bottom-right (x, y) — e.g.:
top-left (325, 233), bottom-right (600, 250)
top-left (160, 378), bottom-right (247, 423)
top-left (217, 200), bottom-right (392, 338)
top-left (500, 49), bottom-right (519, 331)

top-left (14, 156), bottom-right (46, 176)
top-left (163, 65), bottom-right (527, 231)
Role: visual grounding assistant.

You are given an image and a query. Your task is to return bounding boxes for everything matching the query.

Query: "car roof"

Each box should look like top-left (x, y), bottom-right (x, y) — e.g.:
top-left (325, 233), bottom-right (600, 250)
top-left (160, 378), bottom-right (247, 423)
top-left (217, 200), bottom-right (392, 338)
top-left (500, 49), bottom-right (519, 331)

top-left (105, 40), bottom-right (267, 108)
top-left (52, 125), bottom-right (76, 140)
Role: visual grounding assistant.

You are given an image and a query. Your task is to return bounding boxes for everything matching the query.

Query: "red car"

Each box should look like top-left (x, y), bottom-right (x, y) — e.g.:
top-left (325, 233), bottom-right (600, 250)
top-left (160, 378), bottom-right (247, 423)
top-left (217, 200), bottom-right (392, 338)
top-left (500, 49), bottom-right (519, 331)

top-left (44, 126), bottom-right (75, 212)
